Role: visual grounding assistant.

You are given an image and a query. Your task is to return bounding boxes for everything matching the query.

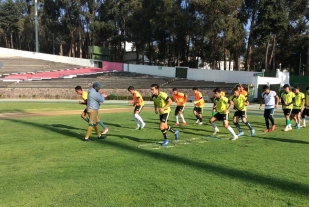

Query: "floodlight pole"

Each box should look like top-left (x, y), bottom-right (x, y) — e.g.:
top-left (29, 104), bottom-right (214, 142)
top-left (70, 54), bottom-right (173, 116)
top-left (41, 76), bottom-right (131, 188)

top-left (35, 0), bottom-right (39, 52)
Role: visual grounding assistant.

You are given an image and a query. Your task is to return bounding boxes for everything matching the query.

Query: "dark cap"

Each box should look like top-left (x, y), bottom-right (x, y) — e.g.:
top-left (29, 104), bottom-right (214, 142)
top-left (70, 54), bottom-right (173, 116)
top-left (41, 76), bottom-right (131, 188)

top-left (93, 82), bottom-right (103, 89)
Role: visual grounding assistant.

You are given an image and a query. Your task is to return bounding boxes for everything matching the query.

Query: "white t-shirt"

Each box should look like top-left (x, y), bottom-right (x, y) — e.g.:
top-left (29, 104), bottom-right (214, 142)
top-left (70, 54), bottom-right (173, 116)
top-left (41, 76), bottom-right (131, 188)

top-left (262, 90), bottom-right (277, 109)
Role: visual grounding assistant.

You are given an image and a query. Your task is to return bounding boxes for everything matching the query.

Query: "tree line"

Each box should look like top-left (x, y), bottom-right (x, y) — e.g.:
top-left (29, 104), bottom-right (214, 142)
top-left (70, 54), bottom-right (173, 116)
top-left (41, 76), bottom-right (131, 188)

top-left (0, 0), bottom-right (308, 74)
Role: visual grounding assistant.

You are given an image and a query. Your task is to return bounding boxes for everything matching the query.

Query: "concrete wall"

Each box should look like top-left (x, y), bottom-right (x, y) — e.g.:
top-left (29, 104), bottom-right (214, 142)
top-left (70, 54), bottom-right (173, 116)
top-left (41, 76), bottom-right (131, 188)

top-left (0, 47), bottom-right (94, 67)
top-left (128, 64), bottom-right (176, 77)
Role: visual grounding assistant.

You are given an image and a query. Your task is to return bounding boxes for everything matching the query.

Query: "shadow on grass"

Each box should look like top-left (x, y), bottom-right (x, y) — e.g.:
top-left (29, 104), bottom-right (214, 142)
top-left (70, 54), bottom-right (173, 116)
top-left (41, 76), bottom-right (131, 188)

top-left (8, 119), bottom-right (309, 196)
top-left (51, 124), bottom-right (82, 130)
top-left (255, 136), bottom-right (309, 144)
top-left (0, 109), bottom-right (26, 113)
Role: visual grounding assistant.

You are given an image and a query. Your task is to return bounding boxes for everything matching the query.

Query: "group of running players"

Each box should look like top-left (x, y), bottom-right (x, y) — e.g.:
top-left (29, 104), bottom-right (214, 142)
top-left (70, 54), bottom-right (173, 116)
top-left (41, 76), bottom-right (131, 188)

top-left (75, 83), bottom-right (309, 146)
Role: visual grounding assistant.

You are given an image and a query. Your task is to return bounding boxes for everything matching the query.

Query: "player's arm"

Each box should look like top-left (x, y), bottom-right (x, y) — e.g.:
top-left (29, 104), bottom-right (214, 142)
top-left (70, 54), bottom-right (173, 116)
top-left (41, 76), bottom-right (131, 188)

top-left (275, 95), bottom-right (279, 108)
top-left (227, 100), bottom-right (234, 111)
top-left (301, 98), bottom-right (305, 111)
top-left (194, 96), bottom-right (203, 104)
top-left (79, 100), bottom-right (87, 105)
top-left (184, 94), bottom-right (188, 103)
top-left (154, 103), bottom-right (158, 114)
top-left (259, 97), bottom-right (264, 110)
top-left (133, 97), bottom-right (140, 106)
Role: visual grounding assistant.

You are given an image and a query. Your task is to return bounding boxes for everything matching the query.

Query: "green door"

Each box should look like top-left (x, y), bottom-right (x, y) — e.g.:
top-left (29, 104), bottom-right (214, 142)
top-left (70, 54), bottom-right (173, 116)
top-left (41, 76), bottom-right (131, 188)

top-left (175, 67), bottom-right (188, 78)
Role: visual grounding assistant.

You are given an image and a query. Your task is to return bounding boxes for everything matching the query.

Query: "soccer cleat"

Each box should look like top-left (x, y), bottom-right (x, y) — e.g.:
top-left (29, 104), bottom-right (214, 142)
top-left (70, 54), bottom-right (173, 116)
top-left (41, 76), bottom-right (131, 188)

top-left (271, 125), bottom-right (276, 131)
top-left (199, 122), bottom-right (203, 125)
top-left (237, 131), bottom-right (244, 136)
top-left (250, 129), bottom-right (255, 136)
top-left (213, 128), bottom-right (220, 135)
top-left (301, 124), bottom-right (307, 128)
top-left (174, 123), bottom-right (179, 126)
top-left (162, 139), bottom-right (169, 146)
top-left (102, 128), bottom-right (109, 134)
top-left (182, 122), bottom-right (186, 126)
top-left (264, 129), bottom-right (270, 133)
top-left (98, 135), bottom-right (107, 139)
top-left (296, 126), bottom-right (300, 130)
top-left (175, 131), bottom-right (180, 140)
top-left (195, 119), bottom-right (200, 123)
top-left (230, 136), bottom-right (239, 141)
top-left (83, 138), bottom-right (92, 141)
top-left (284, 127), bottom-right (292, 132)
top-left (135, 125), bottom-right (140, 130)
top-left (139, 123), bottom-right (146, 130)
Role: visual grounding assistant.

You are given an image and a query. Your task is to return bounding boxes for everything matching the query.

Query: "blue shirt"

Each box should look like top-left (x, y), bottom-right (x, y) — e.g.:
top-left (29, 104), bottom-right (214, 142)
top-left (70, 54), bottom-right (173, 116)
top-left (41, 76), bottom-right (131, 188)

top-left (87, 87), bottom-right (104, 110)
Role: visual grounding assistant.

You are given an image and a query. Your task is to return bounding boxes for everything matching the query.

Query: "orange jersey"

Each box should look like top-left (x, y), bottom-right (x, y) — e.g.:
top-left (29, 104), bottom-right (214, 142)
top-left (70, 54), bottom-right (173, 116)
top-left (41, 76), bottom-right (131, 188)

top-left (194, 91), bottom-right (204, 107)
top-left (173, 92), bottom-right (186, 106)
top-left (239, 90), bottom-right (248, 97)
top-left (132, 91), bottom-right (144, 106)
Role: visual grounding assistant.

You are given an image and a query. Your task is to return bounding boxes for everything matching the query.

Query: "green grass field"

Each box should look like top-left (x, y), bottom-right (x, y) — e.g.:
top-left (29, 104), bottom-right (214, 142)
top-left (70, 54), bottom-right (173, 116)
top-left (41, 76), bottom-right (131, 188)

top-left (0, 102), bottom-right (308, 207)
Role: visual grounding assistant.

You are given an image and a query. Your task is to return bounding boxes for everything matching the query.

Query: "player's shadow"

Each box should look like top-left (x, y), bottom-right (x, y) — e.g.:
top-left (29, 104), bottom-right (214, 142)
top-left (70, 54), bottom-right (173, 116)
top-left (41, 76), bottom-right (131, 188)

top-left (51, 124), bottom-right (82, 130)
top-left (255, 136), bottom-right (308, 144)
top-left (102, 122), bottom-right (122, 127)
top-left (108, 133), bottom-right (155, 143)
top-left (7, 118), bottom-right (308, 197)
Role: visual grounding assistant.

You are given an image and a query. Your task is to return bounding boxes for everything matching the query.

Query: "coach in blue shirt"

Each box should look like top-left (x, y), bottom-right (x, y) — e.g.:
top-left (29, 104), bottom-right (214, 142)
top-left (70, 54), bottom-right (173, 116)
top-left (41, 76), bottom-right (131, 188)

top-left (84, 82), bottom-right (107, 141)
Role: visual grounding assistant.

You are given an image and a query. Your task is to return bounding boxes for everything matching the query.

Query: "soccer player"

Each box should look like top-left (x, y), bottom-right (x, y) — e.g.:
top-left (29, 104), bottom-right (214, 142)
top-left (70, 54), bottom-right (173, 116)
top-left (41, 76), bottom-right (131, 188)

top-left (172, 88), bottom-right (187, 126)
top-left (75, 85), bottom-right (109, 134)
top-left (227, 87), bottom-right (255, 136)
top-left (238, 84), bottom-right (248, 97)
top-left (151, 84), bottom-right (179, 146)
top-left (280, 84), bottom-right (295, 131)
top-left (301, 87), bottom-right (309, 128)
top-left (192, 87), bottom-right (204, 124)
top-left (211, 88), bottom-right (225, 116)
top-left (128, 86), bottom-right (146, 129)
top-left (290, 87), bottom-right (305, 129)
top-left (209, 88), bottom-right (239, 140)
top-left (259, 85), bottom-right (279, 132)
top-left (84, 82), bottom-right (107, 141)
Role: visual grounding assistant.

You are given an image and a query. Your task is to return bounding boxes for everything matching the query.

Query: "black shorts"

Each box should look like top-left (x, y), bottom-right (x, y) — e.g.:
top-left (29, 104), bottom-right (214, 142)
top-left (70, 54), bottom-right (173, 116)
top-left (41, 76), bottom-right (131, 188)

top-left (234, 110), bottom-right (246, 118)
top-left (193, 107), bottom-right (203, 114)
top-left (283, 109), bottom-right (292, 116)
top-left (83, 108), bottom-right (87, 113)
top-left (291, 109), bottom-right (301, 115)
top-left (134, 106), bottom-right (143, 113)
top-left (214, 113), bottom-right (228, 121)
top-left (159, 113), bottom-right (170, 123)
top-left (175, 106), bottom-right (185, 114)
top-left (302, 109), bottom-right (309, 118)
top-left (264, 108), bottom-right (274, 118)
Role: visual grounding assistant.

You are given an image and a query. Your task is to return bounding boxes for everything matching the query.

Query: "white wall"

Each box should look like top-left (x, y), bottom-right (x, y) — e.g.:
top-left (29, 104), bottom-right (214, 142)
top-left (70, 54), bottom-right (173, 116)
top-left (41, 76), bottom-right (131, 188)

top-left (128, 64), bottom-right (176, 77)
top-left (0, 47), bottom-right (94, 67)
top-left (187, 69), bottom-right (256, 84)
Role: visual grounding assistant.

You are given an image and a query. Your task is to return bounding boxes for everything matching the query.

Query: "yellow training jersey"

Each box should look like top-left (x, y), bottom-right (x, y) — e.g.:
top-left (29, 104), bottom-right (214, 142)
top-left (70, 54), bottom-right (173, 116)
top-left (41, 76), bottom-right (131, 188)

top-left (306, 93), bottom-right (309, 109)
top-left (173, 92), bottom-right (186, 106)
top-left (293, 92), bottom-right (305, 109)
top-left (82, 91), bottom-right (88, 101)
top-left (214, 96), bottom-right (229, 114)
top-left (281, 92), bottom-right (295, 109)
top-left (152, 92), bottom-right (171, 114)
top-left (194, 91), bottom-right (204, 108)
top-left (132, 91), bottom-right (144, 106)
top-left (229, 94), bottom-right (247, 111)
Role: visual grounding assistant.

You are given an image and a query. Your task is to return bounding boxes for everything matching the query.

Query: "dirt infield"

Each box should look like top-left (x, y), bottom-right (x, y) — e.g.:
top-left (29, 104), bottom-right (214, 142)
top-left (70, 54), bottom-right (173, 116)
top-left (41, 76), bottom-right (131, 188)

top-left (0, 107), bottom-right (153, 119)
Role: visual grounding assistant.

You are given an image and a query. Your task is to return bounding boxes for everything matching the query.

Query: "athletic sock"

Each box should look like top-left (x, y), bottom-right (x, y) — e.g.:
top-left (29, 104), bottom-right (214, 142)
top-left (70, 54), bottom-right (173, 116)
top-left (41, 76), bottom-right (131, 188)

top-left (227, 126), bottom-right (237, 136)
top-left (234, 122), bottom-right (242, 132)
top-left (265, 118), bottom-right (270, 129)
top-left (286, 119), bottom-right (290, 127)
top-left (302, 118), bottom-right (306, 125)
top-left (83, 117), bottom-right (89, 123)
top-left (245, 121), bottom-right (253, 130)
top-left (199, 117), bottom-right (202, 122)
top-left (85, 126), bottom-right (93, 138)
top-left (175, 115), bottom-right (179, 123)
top-left (134, 114), bottom-right (144, 125)
top-left (211, 122), bottom-right (217, 129)
top-left (133, 114), bottom-right (140, 126)
top-left (161, 130), bottom-right (168, 139)
top-left (98, 120), bottom-right (106, 129)
top-left (167, 126), bottom-right (176, 133)
top-left (180, 114), bottom-right (186, 122)
top-left (94, 125), bottom-right (101, 136)
top-left (195, 115), bottom-right (199, 120)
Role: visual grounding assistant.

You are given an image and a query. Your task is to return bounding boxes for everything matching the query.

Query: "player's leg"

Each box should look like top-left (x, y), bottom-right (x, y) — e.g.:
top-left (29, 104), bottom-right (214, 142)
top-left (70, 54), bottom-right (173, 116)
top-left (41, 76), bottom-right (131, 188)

top-left (193, 107), bottom-right (200, 123)
top-left (160, 113), bottom-right (179, 146)
top-left (97, 115), bottom-right (108, 134)
top-left (233, 111), bottom-right (243, 136)
top-left (133, 106), bottom-right (141, 129)
top-left (222, 117), bottom-right (238, 140)
top-left (241, 111), bottom-right (255, 136)
top-left (295, 111), bottom-right (301, 129)
top-left (209, 114), bottom-right (219, 135)
top-left (198, 107), bottom-right (203, 124)
top-left (289, 111), bottom-right (297, 128)
top-left (301, 109), bottom-right (308, 127)
top-left (264, 109), bottom-right (271, 132)
top-left (284, 109), bottom-right (292, 131)
top-left (81, 109), bottom-right (89, 123)
top-left (175, 107), bottom-right (180, 125)
top-left (134, 106), bottom-right (145, 129)
top-left (179, 107), bottom-right (186, 126)
top-left (84, 109), bottom-right (96, 141)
